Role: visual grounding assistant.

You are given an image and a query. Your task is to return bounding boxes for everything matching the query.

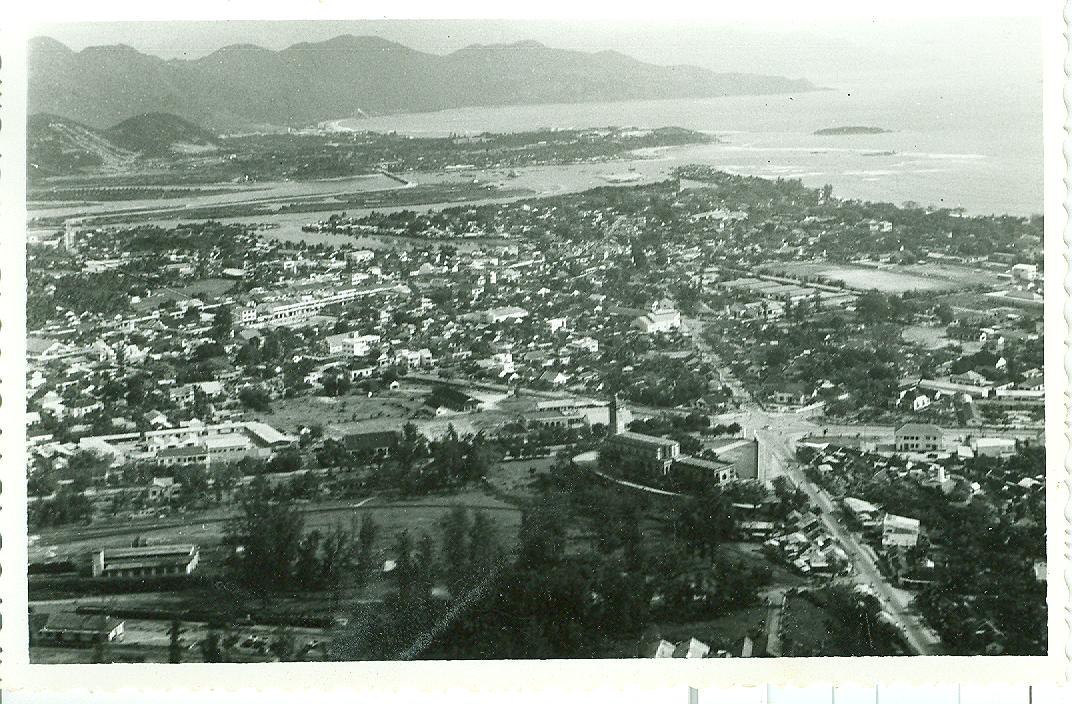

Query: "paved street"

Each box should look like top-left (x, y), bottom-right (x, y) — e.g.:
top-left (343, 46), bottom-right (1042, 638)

top-left (725, 407), bottom-right (943, 655)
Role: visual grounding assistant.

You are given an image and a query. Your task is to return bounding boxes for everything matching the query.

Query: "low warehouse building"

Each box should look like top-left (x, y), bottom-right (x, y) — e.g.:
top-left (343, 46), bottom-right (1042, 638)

top-left (90, 544), bottom-right (200, 579)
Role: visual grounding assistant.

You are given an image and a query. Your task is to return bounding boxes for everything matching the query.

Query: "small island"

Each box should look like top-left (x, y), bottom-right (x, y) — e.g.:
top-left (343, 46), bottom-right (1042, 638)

top-left (814, 125), bottom-right (891, 136)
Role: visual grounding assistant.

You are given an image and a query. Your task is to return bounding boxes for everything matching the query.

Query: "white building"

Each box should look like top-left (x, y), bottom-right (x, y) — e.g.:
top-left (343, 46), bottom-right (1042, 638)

top-left (882, 513), bottom-right (921, 548)
top-left (1011, 263), bottom-right (1039, 282)
top-left (973, 437), bottom-right (1017, 457)
top-left (633, 310), bottom-right (681, 334)
top-left (326, 332), bottom-right (381, 357)
top-left (484, 306), bottom-right (529, 324)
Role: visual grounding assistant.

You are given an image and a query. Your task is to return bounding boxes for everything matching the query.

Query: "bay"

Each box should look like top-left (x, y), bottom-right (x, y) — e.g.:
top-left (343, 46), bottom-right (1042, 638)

top-left (334, 80), bottom-right (1043, 217)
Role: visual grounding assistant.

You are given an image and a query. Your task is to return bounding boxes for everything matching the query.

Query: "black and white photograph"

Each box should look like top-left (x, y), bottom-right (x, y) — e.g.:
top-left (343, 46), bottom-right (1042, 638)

top-left (2, 0), bottom-right (1066, 682)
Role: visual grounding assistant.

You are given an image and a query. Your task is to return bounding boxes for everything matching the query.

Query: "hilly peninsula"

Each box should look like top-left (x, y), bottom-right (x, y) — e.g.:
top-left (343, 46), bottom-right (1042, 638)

top-left (29, 35), bottom-right (817, 130)
top-left (814, 126), bottom-right (890, 136)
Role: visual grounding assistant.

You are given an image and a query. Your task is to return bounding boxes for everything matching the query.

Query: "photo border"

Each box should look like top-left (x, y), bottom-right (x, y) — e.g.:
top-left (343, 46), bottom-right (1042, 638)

top-left (1, 0), bottom-right (1067, 692)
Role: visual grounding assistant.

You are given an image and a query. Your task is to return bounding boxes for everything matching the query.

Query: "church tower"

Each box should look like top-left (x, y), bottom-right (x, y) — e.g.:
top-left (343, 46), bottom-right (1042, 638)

top-left (608, 393), bottom-right (625, 436)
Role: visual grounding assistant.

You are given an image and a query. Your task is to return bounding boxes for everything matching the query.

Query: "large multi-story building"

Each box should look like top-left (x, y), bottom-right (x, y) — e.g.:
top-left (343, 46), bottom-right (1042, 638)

top-left (605, 431), bottom-right (681, 474)
top-left (633, 309), bottom-right (681, 334)
top-left (894, 423), bottom-right (944, 453)
top-left (325, 331), bottom-right (381, 357)
top-left (78, 421), bottom-right (296, 468)
top-left (237, 283), bottom-right (399, 328)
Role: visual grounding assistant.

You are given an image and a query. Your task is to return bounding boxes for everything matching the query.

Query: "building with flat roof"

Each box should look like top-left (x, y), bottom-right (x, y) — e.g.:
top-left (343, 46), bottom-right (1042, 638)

top-left (37, 612), bottom-right (125, 646)
top-left (973, 437), bottom-right (1017, 457)
top-left (325, 331), bottom-right (381, 357)
top-left (91, 544), bottom-right (200, 579)
top-left (237, 283), bottom-right (398, 328)
top-left (882, 514), bottom-right (921, 548)
top-left (78, 421), bottom-right (296, 468)
top-left (484, 306), bottom-right (529, 324)
top-left (673, 454), bottom-right (738, 486)
top-left (527, 409), bottom-right (588, 430)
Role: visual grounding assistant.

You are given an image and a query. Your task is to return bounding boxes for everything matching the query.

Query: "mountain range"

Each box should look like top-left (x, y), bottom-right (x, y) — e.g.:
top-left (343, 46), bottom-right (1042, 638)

top-left (29, 35), bottom-right (817, 130)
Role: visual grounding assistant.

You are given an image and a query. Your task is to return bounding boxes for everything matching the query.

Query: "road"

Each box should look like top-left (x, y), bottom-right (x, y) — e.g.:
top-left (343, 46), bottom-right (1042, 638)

top-left (636, 324), bottom-right (943, 654)
top-left (724, 407), bottom-right (943, 655)
top-left (683, 317), bottom-right (751, 402)
top-left (759, 587), bottom-right (787, 656)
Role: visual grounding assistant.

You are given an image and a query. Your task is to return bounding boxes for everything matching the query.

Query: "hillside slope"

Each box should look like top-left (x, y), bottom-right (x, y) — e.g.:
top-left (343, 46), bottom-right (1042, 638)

top-left (29, 35), bottom-right (817, 130)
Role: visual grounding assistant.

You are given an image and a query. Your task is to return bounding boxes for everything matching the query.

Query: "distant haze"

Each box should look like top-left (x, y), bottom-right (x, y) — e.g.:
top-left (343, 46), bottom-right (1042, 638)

top-left (29, 18), bottom-right (1045, 214)
top-left (38, 17), bottom-right (1041, 89)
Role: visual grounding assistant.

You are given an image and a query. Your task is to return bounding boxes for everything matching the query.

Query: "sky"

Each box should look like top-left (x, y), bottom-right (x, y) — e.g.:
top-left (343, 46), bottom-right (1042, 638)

top-left (36, 17), bottom-right (1043, 90)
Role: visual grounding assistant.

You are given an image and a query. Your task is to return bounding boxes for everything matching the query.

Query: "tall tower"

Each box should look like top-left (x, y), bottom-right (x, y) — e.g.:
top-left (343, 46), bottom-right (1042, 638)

top-left (63, 219), bottom-right (80, 252)
top-left (608, 393), bottom-right (625, 436)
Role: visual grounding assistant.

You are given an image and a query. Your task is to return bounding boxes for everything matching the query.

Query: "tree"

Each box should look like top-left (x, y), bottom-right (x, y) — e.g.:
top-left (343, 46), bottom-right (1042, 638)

top-left (676, 486), bottom-right (735, 559)
top-left (239, 386), bottom-right (271, 412)
top-left (200, 631), bottom-right (223, 663)
top-left (91, 637), bottom-right (108, 664)
top-left (934, 303), bottom-right (955, 325)
top-left (355, 514), bottom-right (379, 586)
top-left (856, 291), bottom-right (892, 324)
top-left (440, 506), bottom-right (471, 593)
top-left (227, 481), bottom-right (306, 593)
top-left (393, 422), bottom-right (427, 475)
top-left (168, 619), bottom-right (184, 664)
top-left (391, 530), bottom-right (416, 604)
top-left (268, 447), bottom-right (303, 474)
top-left (269, 626), bottom-right (297, 662)
top-left (28, 487), bottom-right (93, 529)
top-left (237, 339), bottom-right (261, 367)
top-left (322, 370), bottom-right (351, 397)
top-left (468, 510), bottom-right (500, 585)
top-left (317, 526), bottom-right (352, 591)
top-left (210, 304), bottom-right (234, 343)
top-left (294, 529), bottom-right (323, 590)
top-left (518, 499), bottom-right (566, 570)
top-left (415, 532), bottom-right (438, 598)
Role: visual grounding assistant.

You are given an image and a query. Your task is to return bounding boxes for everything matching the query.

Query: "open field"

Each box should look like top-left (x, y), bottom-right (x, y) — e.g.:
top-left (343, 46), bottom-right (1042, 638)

top-left (900, 324), bottom-right (954, 350)
top-left (485, 456), bottom-right (556, 499)
top-left (249, 383), bottom-right (515, 440)
top-left (310, 492), bottom-right (523, 554)
top-left (759, 261), bottom-right (1006, 293)
top-left (31, 489), bottom-right (522, 567)
top-left (780, 591), bottom-right (839, 654)
top-left (249, 387), bottom-right (434, 437)
top-left (818, 267), bottom-right (958, 292)
top-left (174, 278), bottom-right (237, 298)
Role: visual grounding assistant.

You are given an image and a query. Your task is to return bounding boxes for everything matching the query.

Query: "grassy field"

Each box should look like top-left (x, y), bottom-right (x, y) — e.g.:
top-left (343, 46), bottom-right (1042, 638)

top-left (310, 492), bottom-right (523, 556)
top-left (780, 591), bottom-right (839, 655)
top-left (249, 383), bottom-right (514, 440)
top-left (762, 261), bottom-right (1002, 293)
top-left (32, 488), bottom-right (523, 569)
top-left (485, 457), bottom-right (556, 500)
top-left (250, 387), bottom-right (432, 437)
top-left (900, 324), bottom-right (953, 350)
top-left (175, 278), bottom-right (236, 298)
top-left (819, 267), bottom-right (957, 292)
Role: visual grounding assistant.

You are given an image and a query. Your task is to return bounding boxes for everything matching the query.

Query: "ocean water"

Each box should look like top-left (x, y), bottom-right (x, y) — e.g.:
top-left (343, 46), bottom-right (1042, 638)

top-left (337, 80), bottom-right (1042, 217)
